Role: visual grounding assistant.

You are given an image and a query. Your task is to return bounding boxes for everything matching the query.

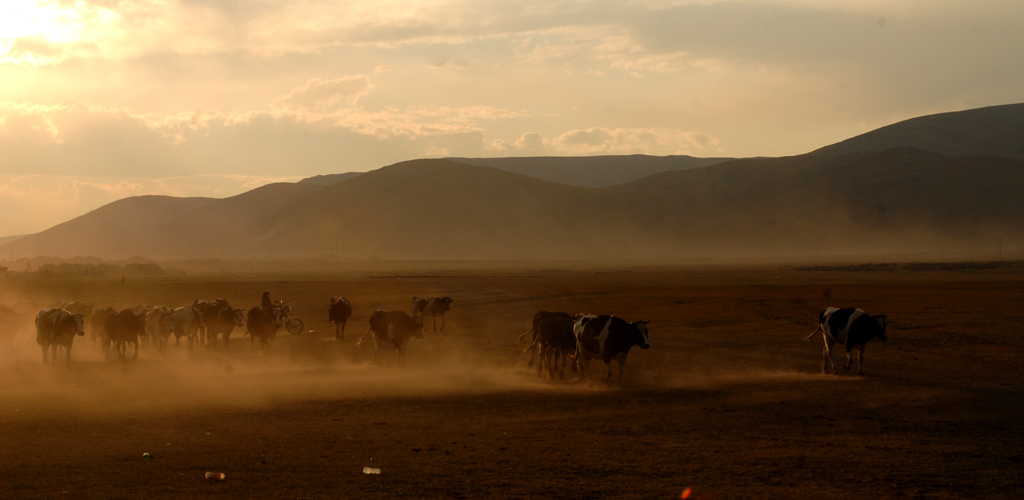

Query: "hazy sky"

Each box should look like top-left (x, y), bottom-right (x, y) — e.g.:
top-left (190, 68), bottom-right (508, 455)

top-left (1, 0), bottom-right (1022, 236)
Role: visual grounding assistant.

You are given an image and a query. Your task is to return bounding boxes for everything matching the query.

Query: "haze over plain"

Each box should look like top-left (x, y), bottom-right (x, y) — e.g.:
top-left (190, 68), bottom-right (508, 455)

top-left (2, 0), bottom-right (1023, 237)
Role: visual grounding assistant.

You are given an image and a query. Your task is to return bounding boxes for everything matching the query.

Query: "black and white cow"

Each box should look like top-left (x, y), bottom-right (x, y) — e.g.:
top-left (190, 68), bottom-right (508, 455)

top-left (411, 296), bottom-right (453, 332)
top-left (574, 315), bottom-right (650, 387)
top-left (327, 296), bottom-right (353, 340)
top-left (356, 310), bottom-right (424, 363)
top-left (805, 307), bottom-right (888, 376)
top-left (35, 308), bottom-right (85, 365)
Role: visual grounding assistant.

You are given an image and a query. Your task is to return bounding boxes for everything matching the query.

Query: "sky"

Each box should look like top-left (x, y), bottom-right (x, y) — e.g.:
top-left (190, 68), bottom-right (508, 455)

top-left (0, 0), bottom-right (1022, 236)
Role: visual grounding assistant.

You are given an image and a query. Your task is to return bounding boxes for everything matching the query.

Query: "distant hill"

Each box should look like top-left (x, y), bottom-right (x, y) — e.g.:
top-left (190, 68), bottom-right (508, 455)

top-left (0, 234), bottom-right (26, 248)
top-left (298, 172), bottom-right (363, 186)
top-left (614, 148), bottom-right (1024, 255)
top-left (3, 150), bottom-right (1021, 261)
top-left (446, 155), bottom-right (731, 188)
top-left (811, 103), bottom-right (1024, 159)
top-left (5, 103), bottom-right (1024, 261)
top-left (3, 196), bottom-right (216, 260)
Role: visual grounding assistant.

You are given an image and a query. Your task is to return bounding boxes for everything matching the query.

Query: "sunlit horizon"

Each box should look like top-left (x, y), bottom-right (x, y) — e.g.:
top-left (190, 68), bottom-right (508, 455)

top-left (1, 0), bottom-right (1022, 236)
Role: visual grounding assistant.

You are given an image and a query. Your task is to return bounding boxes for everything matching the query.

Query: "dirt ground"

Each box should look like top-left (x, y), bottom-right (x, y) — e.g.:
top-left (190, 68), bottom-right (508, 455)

top-left (0, 264), bottom-right (1022, 499)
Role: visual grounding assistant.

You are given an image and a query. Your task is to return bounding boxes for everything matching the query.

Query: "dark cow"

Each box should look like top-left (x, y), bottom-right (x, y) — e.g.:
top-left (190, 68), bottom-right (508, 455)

top-left (356, 310), bottom-right (424, 363)
top-left (536, 315), bottom-right (578, 380)
top-left (105, 309), bottom-right (146, 360)
top-left (411, 296), bottom-right (453, 332)
top-left (327, 297), bottom-right (353, 340)
top-left (35, 308), bottom-right (85, 365)
top-left (574, 315), bottom-right (650, 387)
top-left (805, 307), bottom-right (888, 376)
top-left (89, 307), bottom-right (115, 346)
top-left (517, 311), bottom-right (573, 367)
top-left (90, 307), bottom-right (116, 346)
top-left (204, 299), bottom-right (241, 348)
top-left (171, 305), bottom-right (203, 348)
top-left (246, 306), bottom-right (286, 351)
top-left (145, 306), bottom-right (175, 351)
top-left (212, 307), bottom-right (244, 349)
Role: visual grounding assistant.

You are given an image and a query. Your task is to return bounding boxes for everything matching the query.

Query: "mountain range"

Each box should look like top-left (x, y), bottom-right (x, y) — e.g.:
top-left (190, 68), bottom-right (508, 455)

top-left (4, 103), bottom-right (1022, 261)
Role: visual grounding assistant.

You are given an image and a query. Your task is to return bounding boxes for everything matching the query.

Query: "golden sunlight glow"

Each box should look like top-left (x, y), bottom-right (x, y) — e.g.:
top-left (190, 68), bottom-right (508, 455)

top-left (0, 0), bottom-right (114, 66)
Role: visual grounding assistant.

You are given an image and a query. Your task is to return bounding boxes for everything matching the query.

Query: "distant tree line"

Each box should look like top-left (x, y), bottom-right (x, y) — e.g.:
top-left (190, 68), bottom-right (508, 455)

top-left (36, 262), bottom-right (167, 277)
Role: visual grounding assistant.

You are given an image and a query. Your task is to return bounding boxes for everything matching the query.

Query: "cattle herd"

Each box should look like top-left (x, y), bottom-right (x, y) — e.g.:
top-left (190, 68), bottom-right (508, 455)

top-left (26, 293), bottom-right (888, 385)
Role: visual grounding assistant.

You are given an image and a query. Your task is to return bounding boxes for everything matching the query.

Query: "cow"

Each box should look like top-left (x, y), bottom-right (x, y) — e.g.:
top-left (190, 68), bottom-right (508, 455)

top-left (105, 309), bottom-right (146, 360)
top-left (246, 305), bottom-right (286, 351)
top-left (210, 307), bottom-right (244, 349)
top-left (35, 308), bottom-right (85, 365)
top-left (203, 299), bottom-right (240, 348)
top-left (574, 315), bottom-right (650, 387)
top-left (411, 296), bottom-right (453, 332)
top-left (327, 297), bottom-right (353, 340)
top-left (170, 305), bottom-right (203, 348)
top-left (59, 302), bottom-right (93, 320)
top-left (192, 299), bottom-right (210, 343)
top-left (805, 307), bottom-right (888, 376)
top-left (91, 307), bottom-right (116, 348)
top-left (145, 306), bottom-right (175, 351)
top-left (536, 315), bottom-right (579, 380)
top-left (356, 310), bottom-right (424, 363)
top-left (517, 311), bottom-right (574, 368)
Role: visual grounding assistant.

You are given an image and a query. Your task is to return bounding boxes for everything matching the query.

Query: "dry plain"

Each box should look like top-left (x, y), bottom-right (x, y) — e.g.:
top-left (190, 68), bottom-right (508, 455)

top-left (0, 264), bottom-right (1022, 499)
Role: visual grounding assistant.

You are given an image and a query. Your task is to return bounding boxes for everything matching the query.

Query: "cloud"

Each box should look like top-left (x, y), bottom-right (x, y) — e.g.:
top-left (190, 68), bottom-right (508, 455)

top-left (271, 76), bottom-right (373, 113)
top-left (489, 127), bottom-right (723, 156)
top-left (0, 99), bottom-right (529, 178)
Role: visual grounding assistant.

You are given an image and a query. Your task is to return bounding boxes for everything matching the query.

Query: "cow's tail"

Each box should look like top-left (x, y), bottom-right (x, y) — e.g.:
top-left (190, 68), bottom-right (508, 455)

top-left (516, 326), bottom-right (534, 346)
top-left (355, 326), bottom-right (373, 348)
top-left (804, 323), bottom-right (823, 341)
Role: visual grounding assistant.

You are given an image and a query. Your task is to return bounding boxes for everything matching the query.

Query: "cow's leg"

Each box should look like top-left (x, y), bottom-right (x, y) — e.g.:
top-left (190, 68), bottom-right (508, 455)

top-left (537, 344), bottom-right (547, 377)
top-left (132, 339), bottom-right (139, 360)
top-left (439, 313), bottom-right (445, 332)
top-left (604, 360), bottom-right (614, 384)
top-left (371, 334), bottom-right (381, 362)
top-left (51, 344), bottom-right (59, 365)
top-left (857, 348), bottom-right (865, 376)
top-left (65, 341), bottom-right (73, 365)
top-left (397, 340), bottom-right (407, 365)
top-left (341, 321), bottom-right (346, 341)
top-left (432, 315), bottom-right (438, 333)
top-left (844, 346), bottom-right (853, 371)
top-left (334, 322), bottom-right (341, 340)
top-left (41, 342), bottom-right (49, 363)
top-left (823, 337), bottom-right (838, 374)
top-left (615, 353), bottom-right (628, 388)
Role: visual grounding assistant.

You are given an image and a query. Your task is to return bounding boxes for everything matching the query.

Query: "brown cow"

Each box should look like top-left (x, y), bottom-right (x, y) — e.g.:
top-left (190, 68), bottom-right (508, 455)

top-left (356, 310), bottom-right (424, 363)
